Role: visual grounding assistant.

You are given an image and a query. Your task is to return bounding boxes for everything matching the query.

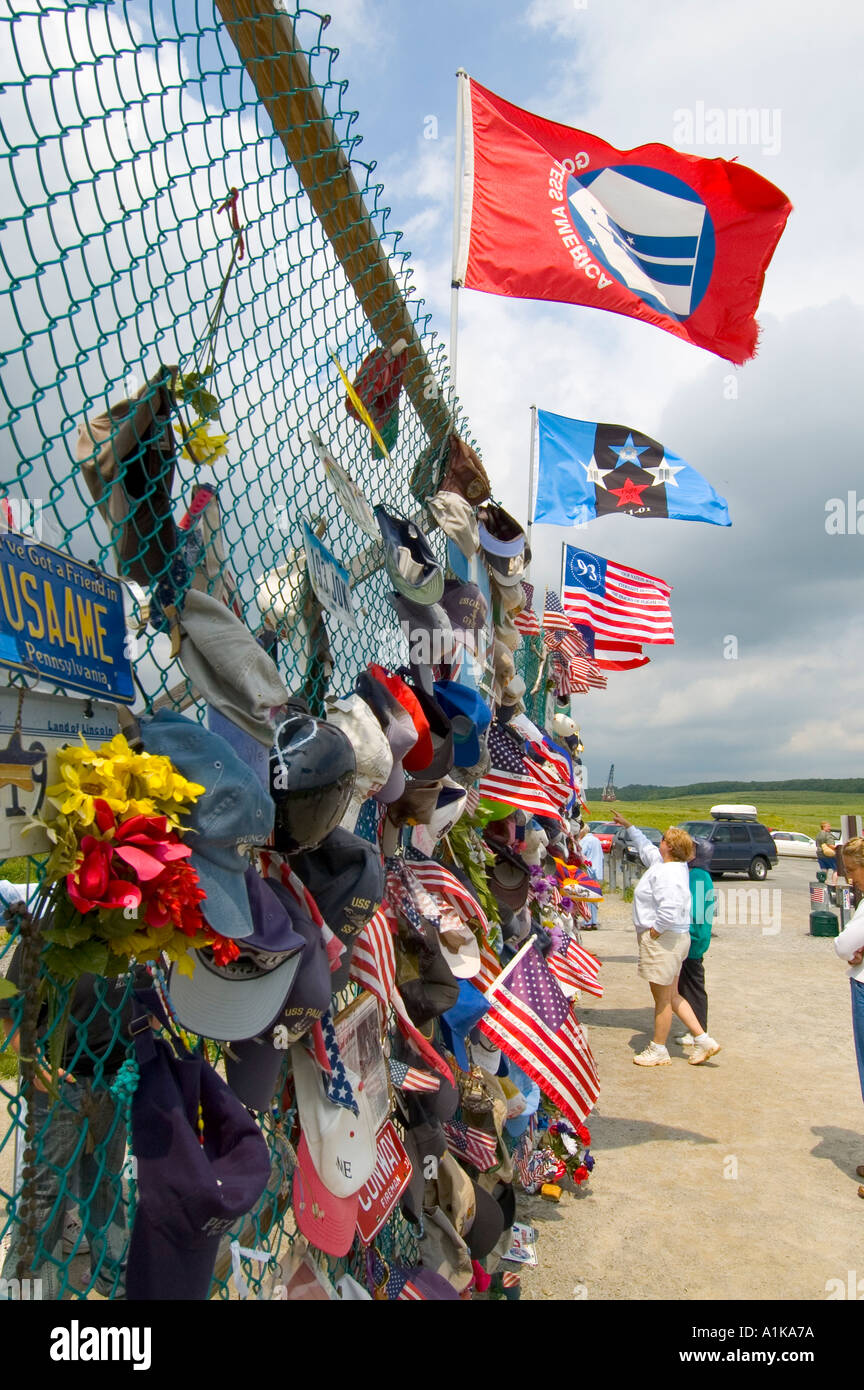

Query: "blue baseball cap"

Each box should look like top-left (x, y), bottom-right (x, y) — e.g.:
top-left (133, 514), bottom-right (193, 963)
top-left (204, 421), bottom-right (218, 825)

top-left (167, 867), bottom-right (306, 1042)
top-left (432, 681), bottom-right (491, 768)
top-left (439, 979), bottom-right (491, 1071)
top-left (139, 709), bottom-right (275, 939)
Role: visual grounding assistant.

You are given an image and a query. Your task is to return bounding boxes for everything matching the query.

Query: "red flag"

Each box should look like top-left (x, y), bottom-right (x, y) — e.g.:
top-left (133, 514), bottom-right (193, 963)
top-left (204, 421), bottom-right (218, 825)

top-left (456, 78), bottom-right (792, 365)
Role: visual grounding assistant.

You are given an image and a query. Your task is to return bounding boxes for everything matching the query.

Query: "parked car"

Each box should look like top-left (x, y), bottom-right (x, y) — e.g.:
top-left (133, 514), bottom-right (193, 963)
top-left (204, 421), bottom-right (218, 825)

top-left (678, 818), bottom-right (779, 880)
top-left (610, 826), bottom-right (663, 866)
top-left (586, 821), bottom-right (618, 853)
top-left (771, 831), bottom-right (818, 859)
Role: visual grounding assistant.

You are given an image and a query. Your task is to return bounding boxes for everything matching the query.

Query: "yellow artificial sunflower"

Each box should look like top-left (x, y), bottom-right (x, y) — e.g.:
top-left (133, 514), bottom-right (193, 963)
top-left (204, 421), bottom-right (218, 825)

top-left (175, 419), bottom-right (229, 467)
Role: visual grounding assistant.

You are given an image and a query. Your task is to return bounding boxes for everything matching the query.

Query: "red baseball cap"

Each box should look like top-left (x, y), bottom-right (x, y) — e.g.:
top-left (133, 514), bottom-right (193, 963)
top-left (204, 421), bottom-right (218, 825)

top-left (293, 1134), bottom-right (358, 1258)
top-left (368, 664), bottom-right (433, 774)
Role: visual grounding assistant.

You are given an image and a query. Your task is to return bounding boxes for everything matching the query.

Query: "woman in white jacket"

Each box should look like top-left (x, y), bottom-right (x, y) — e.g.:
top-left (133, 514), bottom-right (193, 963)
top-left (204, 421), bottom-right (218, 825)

top-left (832, 836), bottom-right (864, 1199)
top-left (612, 812), bottom-right (721, 1067)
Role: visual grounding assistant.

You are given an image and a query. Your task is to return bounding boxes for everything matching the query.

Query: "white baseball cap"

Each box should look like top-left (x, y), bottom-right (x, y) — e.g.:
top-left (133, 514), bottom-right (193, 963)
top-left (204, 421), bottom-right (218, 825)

top-left (291, 1043), bottom-right (377, 1199)
top-left (326, 695), bottom-right (393, 831)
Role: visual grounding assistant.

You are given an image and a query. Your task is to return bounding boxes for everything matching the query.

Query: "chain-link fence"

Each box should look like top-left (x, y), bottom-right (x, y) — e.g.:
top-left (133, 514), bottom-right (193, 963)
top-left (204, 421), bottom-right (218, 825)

top-left (0, 0), bottom-right (480, 1299)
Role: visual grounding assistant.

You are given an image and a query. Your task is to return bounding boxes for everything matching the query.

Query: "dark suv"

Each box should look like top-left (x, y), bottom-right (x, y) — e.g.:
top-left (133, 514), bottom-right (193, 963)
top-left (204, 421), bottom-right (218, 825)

top-left (678, 819), bottom-right (778, 880)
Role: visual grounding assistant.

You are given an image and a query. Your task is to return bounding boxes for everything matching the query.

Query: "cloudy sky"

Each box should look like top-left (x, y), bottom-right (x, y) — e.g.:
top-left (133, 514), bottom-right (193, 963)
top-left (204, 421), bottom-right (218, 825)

top-left (317, 0), bottom-right (864, 785)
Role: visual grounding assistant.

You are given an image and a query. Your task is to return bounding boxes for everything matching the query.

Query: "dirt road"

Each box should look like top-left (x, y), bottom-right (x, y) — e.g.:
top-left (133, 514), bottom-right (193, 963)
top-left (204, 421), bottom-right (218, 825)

top-left (515, 862), bottom-right (864, 1301)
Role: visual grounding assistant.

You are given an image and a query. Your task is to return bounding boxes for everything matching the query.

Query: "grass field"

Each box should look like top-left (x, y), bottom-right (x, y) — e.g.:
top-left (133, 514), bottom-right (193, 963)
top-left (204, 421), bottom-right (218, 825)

top-left (583, 790), bottom-right (863, 837)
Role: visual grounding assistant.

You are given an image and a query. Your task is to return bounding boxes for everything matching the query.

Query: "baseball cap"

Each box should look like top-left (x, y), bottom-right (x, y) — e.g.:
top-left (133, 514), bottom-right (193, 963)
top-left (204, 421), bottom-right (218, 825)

top-left (477, 504), bottom-right (529, 587)
top-left (385, 779), bottom-right (446, 829)
top-left (207, 706), bottom-right (270, 792)
top-left (426, 489), bottom-right (479, 558)
top-left (166, 867), bottom-right (305, 1041)
top-left (267, 877), bottom-right (333, 1044)
top-left (410, 779), bottom-right (468, 854)
top-left (432, 681), bottom-right (491, 769)
top-left (290, 827), bottom-right (385, 992)
top-left (439, 979), bottom-right (491, 1071)
top-left (126, 1024), bottom-right (271, 1300)
top-left (437, 909), bottom-right (481, 982)
top-left (404, 683), bottom-right (454, 779)
top-left (224, 1032), bottom-right (289, 1113)
top-left (389, 592), bottom-right (456, 672)
top-left (440, 579), bottom-right (488, 640)
top-left (439, 433), bottom-right (491, 505)
top-left (291, 1042), bottom-right (377, 1198)
top-left (177, 588), bottom-right (290, 743)
top-left (487, 847), bottom-right (531, 911)
top-left (368, 665), bottom-right (433, 775)
top-left (293, 1133), bottom-right (358, 1258)
top-left (466, 1181), bottom-right (505, 1259)
top-left (325, 695), bottom-right (393, 831)
top-left (355, 670), bottom-right (418, 804)
top-left (375, 506), bottom-right (444, 606)
top-left (139, 709), bottom-right (275, 940)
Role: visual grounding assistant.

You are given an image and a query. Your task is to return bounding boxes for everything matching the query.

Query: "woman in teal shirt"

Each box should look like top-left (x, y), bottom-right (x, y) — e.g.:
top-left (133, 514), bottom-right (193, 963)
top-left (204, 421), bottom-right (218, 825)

top-left (677, 839), bottom-right (716, 1053)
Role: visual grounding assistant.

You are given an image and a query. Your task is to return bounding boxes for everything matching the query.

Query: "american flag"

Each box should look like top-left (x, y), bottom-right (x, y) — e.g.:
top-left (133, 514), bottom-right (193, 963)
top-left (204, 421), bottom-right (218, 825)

top-left (442, 1118), bottom-right (499, 1171)
top-left (388, 1058), bottom-right (441, 1093)
top-left (528, 755), bottom-right (574, 810)
top-left (562, 544), bottom-right (674, 645)
top-left (570, 621), bottom-right (650, 673)
top-left (514, 581), bottom-right (541, 635)
top-left (515, 1145), bottom-right (557, 1192)
top-left (479, 942), bottom-right (600, 1128)
top-left (477, 723), bottom-right (565, 824)
top-left (542, 587), bottom-right (575, 632)
top-left (350, 904), bottom-right (454, 1085)
top-left (368, 1252), bottom-right (428, 1300)
top-left (404, 854), bottom-right (502, 991)
top-left (547, 934), bottom-right (604, 999)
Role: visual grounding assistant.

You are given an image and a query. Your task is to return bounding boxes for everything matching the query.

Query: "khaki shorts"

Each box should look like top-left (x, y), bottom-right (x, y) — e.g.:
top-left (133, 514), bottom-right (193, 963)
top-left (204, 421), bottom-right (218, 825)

top-left (637, 929), bottom-right (690, 985)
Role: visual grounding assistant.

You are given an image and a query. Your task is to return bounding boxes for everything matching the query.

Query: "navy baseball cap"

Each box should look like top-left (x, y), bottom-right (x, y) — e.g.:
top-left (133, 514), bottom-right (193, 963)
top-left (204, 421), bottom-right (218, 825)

top-left (267, 878), bottom-right (333, 1043)
top-left (290, 827), bottom-right (385, 991)
top-left (126, 1022), bottom-right (271, 1300)
top-left (433, 681), bottom-right (491, 768)
top-left (139, 709), bottom-right (274, 939)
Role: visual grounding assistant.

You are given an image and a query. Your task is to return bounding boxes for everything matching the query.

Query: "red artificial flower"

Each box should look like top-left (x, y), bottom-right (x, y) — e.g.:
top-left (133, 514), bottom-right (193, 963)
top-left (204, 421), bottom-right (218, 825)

top-left (66, 800), bottom-right (193, 917)
top-left (66, 837), bottom-right (141, 916)
top-left (576, 1123), bottom-right (591, 1146)
top-left (140, 858), bottom-right (207, 936)
top-left (111, 811), bottom-right (191, 881)
top-left (208, 933), bottom-right (241, 967)
top-left (573, 1164), bottom-right (590, 1186)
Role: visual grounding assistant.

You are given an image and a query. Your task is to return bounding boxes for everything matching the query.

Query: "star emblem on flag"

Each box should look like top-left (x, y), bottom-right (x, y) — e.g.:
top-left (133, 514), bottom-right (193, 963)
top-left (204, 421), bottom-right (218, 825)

top-left (606, 476), bottom-right (650, 508)
top-left (608, 434), bottom-right (648, 467)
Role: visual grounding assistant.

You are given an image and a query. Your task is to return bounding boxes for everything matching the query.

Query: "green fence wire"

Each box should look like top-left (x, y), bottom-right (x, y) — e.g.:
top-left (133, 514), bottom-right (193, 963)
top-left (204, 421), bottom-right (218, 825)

top-left (0, 0), bottom-right (480, 1299)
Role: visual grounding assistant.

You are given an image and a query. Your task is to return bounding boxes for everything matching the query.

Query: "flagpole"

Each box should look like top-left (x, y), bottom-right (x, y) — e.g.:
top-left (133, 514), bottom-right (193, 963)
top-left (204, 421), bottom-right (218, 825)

top-left (449, 69), bottom-right (468, 399)
top-left (525, 403), bottom-right (538, 563)
top-left (481, 937), bottom-right (537, 997)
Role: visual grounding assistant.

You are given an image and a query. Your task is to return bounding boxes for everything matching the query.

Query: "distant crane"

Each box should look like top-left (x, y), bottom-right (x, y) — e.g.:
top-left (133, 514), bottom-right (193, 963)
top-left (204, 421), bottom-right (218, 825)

top-left (601, 764), bottom-right (616, 802)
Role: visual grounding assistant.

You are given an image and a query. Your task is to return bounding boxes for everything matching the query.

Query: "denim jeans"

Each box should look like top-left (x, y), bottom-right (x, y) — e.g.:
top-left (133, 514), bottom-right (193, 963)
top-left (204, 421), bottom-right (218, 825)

top-left (1, 1079), bottom-right (128, 1300)
top-left (852, 979), bottom-right (864, 1108)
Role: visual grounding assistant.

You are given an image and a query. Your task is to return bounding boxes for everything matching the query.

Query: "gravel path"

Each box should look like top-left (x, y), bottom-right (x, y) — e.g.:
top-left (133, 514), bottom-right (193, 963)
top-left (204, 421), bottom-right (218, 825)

top-left (514, 861), bottom-right (864, 1301)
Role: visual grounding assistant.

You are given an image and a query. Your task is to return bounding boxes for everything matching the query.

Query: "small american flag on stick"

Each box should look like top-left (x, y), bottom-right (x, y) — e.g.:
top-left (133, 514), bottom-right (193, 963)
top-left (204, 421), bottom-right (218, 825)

top-left (479, 941), bottom-right (599, 1127)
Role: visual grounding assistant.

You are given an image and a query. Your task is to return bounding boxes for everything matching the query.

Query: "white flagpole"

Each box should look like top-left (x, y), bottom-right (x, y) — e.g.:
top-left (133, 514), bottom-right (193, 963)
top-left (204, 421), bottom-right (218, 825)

top-left (449, 69), bottom-right (469, 400)
top-left (525, 403), bottom-right (538, 564)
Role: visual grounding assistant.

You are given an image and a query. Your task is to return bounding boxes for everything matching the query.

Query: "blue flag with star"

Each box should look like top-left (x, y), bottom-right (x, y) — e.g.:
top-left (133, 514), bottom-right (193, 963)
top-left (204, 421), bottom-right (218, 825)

top-left (535, 409), bottom-right (731, 528)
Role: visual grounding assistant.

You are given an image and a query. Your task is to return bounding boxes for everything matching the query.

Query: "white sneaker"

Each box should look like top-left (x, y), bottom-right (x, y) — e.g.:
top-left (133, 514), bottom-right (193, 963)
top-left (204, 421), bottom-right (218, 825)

top-left (688, 1037), bottom-right (721, 1066)
top-left (633, 1043), bottom-right (671, 1067)
top-left (676, 1033), bottom-right (695, 1047)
